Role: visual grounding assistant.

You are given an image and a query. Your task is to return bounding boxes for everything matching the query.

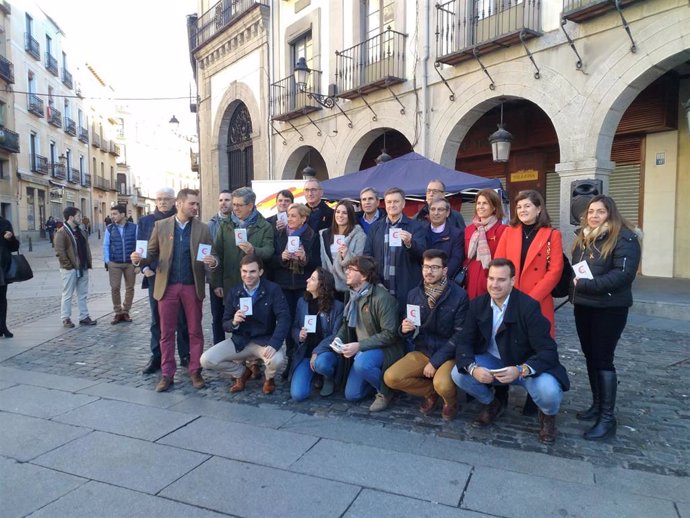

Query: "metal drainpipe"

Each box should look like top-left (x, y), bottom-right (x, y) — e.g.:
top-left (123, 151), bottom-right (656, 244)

top-left (421, 0), bottom-right (430, 157)
top-left (267, 0), bottom-right (276, 181)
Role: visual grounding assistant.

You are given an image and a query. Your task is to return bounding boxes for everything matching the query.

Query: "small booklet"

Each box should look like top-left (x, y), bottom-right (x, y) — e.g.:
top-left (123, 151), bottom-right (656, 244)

top-left (287, 236), bottom-right (301, 253)
top-left (135, 240), bottom-right (148, 259)
top-left (239, 297), bottom-right (253, 316)
top-left (330, 337), bottom-right (344, 354)
top-left (572, 260), bottom-right (594, 280)
top-left (196, 243), bottom-right (212, 261)
top-left (304, 315), bottom-right (317, 333)
top-left (234, 228), bottom-right (247, 245)
top-left (388, 228), bottom-right (402, 247)
top-left (277, 211), bottom-right (288, 226)
top-left (406, 304), bottom-right (421, 326)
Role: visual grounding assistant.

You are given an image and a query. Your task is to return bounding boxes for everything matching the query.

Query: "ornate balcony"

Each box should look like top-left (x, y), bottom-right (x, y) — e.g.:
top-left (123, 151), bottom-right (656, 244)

top-left (436, 0), bottom-right (541, 65)
top-left (25, 34), bottom-right (40, 60)
top-left (93, 176), bottom-right (111, 191)
top-left (32, 154), bottom-right (49, 174)
top-left (92, 132), bottom-right (101, 148)
top-left (100, 138), bottom-right (109, 152)
top-left (64, 117), bottom-right (76, 136)
top-left (82, 173), bottom-right (91, 188)
top-left (0, 127), bottom-right (20, 153)
top-left (78, 127), bottom-right (89, 144)
top-left (109, 141), bottom-right (121, 156)
top-left (62, 68), bottom-right (73, 89)
top-left (28, 95), bottom-right (44, 117)
top-left (271, 70), bottom-right (323, 121)
top-left (47, 106), bottom-right (62, 128)
top-left (68, 168), bottom-right (80, 184)
top-left (335, 28), bottom-right (407, 99)
top-left (562, 0), bottom-right (640, 23)
top-left (191, 0), bottom-right (269, 51)
top-left (0, 55), bottom-right (14, 84)
top-left (51, 162), bottom-right (66, 180)
top-left (45, 52), bottom-right (58, 76)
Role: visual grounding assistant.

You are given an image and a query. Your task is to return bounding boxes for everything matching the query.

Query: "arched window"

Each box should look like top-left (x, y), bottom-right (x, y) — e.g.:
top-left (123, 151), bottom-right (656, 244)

top-left (226, 103), bottom-right (254, 190)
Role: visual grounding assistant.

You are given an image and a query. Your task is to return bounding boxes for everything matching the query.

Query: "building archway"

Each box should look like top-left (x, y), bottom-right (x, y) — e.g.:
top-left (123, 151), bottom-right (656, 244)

top-left (281, 146), bottom-right (329, 180)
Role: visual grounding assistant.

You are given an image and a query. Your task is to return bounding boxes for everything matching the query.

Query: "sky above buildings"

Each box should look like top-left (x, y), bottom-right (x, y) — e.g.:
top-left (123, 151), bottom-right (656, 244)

top-left (45, 0), bottom-right (197, 134)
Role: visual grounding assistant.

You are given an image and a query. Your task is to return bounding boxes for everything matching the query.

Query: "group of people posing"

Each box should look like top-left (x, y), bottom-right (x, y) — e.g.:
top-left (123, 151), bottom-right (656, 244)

top-left (49, 177), bottom-right (641, 446)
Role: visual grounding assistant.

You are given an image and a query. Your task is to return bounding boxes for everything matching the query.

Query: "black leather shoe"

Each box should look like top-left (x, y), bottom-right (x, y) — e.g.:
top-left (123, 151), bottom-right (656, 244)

top-left (142, 358), bottom-right (161, 375)
top-left (180, 356), bottom-right (190, 368)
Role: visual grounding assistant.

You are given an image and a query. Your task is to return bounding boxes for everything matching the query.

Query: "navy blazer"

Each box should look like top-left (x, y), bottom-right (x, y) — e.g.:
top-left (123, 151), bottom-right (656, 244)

top-left (455, 288), bottom-right (570, 390)
top-left (224, 279), bottom-right (290, 351)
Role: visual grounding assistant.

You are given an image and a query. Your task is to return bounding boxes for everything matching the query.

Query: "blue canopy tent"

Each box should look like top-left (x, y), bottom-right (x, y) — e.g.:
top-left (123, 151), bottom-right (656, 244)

top-left (320, 152), bottom-right (502, 201)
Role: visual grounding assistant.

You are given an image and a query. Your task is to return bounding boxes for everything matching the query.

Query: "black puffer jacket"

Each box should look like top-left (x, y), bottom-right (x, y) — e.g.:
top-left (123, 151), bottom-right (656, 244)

top-left (571, 227), bottom-right (641, 308)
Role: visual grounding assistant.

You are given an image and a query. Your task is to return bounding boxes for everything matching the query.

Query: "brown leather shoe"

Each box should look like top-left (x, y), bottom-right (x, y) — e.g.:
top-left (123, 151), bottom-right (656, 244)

top-left (155, 376), bottom-right (174, 392)
top-left (538, 411), bottom-right (557, 444)
top-left (111, 314), bottom-right (121, 325)
top-left (229, 368), bottom-right (251, 393)
top-left (262, 377), bottom-right (276, 395)
top-left (441, 402), bottom-right (458, 421)
top-left (121, 312), bottom-right (132, 322)
top-left (472, 396), bottom-right (504, 428)
top-left (419, 393), bottom-right (439, 416)
top-left (190, 371), bottom-right (206, 389)
top-left (249, 363), bottom-right (261, 380)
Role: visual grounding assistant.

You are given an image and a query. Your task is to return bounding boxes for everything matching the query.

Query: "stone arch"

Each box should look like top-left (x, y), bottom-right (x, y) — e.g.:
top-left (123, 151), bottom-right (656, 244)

top-left (281, 145), bottom-right (329, 180)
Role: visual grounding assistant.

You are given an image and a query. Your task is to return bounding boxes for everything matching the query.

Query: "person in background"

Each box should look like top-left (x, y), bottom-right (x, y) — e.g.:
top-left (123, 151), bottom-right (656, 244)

top-left (357, 187), bottom-right (385, 235)
top-left (206, 190), bottom-right (233, 346)
top-left (303, 179), bottom-right (333, 232)
top-left (425, 198), bottom-right (464, 280)
top-left (103, 204), bottom-right (137, 324)
top-left (266, 189), bottom-right (294, 234)
top-left (46, 216), bottom-right (57, 247)
top-left (462, 189), bottom-right (507, 300)
top-left (415, 179), bottom-right (466, 232)
top-left (571, 194), bottom-right (641, 441)
top-left (0, 214), bottom-right (20, 337)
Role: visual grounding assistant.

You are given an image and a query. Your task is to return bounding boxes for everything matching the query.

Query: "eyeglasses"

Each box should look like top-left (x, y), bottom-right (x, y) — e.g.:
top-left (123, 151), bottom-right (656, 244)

top-left (426, 189), bottom-right (444, 194)
top-left (429, 207), bottom-right (448, 213)
top-left (346, 266), bottom-right (360, 273)
top-left (422, 265), bottom-right (444, 272)
top-left (304, 188), bottom-right (320, 193)
top-left (232, 203), bottom-right (248, 209)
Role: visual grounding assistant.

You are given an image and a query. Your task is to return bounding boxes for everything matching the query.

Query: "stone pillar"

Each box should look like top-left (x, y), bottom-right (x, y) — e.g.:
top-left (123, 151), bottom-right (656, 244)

top-left (555, 159), bottom-right (614, 252)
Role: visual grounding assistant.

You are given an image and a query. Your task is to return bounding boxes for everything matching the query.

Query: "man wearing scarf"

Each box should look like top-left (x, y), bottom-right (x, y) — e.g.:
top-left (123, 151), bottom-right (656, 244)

top-left (363, 187), bottom-right (426, 315)
top-left (332, 255), bottom-right (403, 412)
top-left (384, 249), bottom-right (469, 421)
top-left (55, 207), bottom-right (96, 328)
top-left (138, 188), bottom-right (190, 375)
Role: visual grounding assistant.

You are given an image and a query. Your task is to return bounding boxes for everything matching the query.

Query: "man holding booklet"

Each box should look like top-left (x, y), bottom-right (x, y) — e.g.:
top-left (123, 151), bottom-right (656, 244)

top-left (201, 255), bottom-right (290, 395)
top-left (451, 258), bottom-right (570, 444)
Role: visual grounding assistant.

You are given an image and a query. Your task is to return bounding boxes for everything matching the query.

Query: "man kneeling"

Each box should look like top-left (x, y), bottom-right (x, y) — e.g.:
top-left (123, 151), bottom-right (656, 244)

top-left (201, 255), bottom-right (290, 394)
top-left (384, 249), bottom-right (468, 420)
top-left (451, 258), bottom-right (570, 444)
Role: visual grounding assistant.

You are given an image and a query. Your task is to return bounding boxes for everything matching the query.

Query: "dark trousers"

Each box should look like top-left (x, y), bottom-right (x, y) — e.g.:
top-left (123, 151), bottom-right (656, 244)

top-left (209, 284), bottom-right (225, 346)
top-left (148, 277), bottom-right (189, 361)
top-left (574, 305), bottom-right (629, 371)
top-left (0, 284), bottom-right (7, 330)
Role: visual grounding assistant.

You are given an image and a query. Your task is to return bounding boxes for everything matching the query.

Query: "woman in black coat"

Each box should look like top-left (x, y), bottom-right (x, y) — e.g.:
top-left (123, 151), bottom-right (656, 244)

top-left (0, 216), bottom-right (20, 337)
top-left (571, 195), bottom-right (641, 441)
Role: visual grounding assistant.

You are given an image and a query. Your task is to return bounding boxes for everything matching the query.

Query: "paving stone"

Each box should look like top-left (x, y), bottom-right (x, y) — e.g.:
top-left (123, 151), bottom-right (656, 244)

top-left (462, 466), bottom-right (679, 518)
top-left (678, 502), bottom-right (690, 518)
top-left (593, 465), bottom-right (690, 503)
top-left (345, 489), bottom-right (479, 518)
top-left (0, 379), bottom-right (15, 390)
top-left (0, 456), bottom-right (86, 518)
top-left (158, 416), bottom-right (318, 469)
top-left (160, 455), bottom-right (360, 517)
top-left (53, 399), bottom-right (197, 441)
top-left (77, 381), bottom-right (193, 408)
top-left (168, 397), bottom-right (295, 428)
top-left (0, 366), bottom-right (98, 392)
top-left (292, 438), bottom-right (470, 506)
top-left (29, 481), bottom-right (227, 518)
top-left (0, 411), bottom-right (90, 461)
top-left (33, 430), bottom-right (209, 494)
top-left (0, 384), bottom-right (98, 418)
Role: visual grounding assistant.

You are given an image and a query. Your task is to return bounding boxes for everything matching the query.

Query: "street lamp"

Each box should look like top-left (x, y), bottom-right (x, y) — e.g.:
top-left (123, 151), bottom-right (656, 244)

top-left (488, 100), bottom-right (513, 163)
top-left (375, 130), bottom-right (392, 164)
top-left (294, 57), bottom-right (337, 109)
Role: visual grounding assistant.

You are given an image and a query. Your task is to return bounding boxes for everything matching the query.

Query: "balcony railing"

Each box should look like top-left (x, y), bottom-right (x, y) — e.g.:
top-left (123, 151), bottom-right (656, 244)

top-left (92, 132), bottom-right (101, 148)
top-left (51, 162), bottom-right (66, 180)
top-left (191, 0), bottom-right (268, 51)
top-left (100, 138), bottom-right (110, 152)
top-left (45, 52), bottom-right (58, 76)
top-left (78, 127), bottom-right (89, 144)
top-left (68, 168), bottom-right (80, 184)
top-left (93, 176), bottom-right (111, 191)
top-left (62, 68), bottom-right (73, 89)
top-left (28, 95), bottom-right (44, 117)
top-left (109, 141), bottom-right (121, 156)
top-left (64, 117), bottom-right (76, 136)
top-left (436, 0), bottom-right (541, 65)
top-left (82, 173), bottom-right (91, 188)
top-left (191, 150), bottom-right (199, 172)
top-left (562, 0), bottom-right (639, 23)
top-left (32, 154), bottom-right (49, 174)
top-left (336, 27), bottom-right (407, 99)
top-left (271, 70), bottom-right (323, 121)
top-left (25, 33), bottom-right (40, 60)
top-left (0, 127), bottom-right (20, 153)
top-left (47, 106), bottom-right (62, 127)
top-left (0, 54), bottom-right (14, 84)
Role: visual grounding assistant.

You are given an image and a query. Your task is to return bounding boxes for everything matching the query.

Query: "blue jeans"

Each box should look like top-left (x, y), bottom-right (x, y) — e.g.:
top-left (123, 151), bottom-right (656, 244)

top-left (345, 349), bottom-right (384, 401)
top-left (290, 358), bottom-right (314, 401)
top-left (451, 353), bottom-right (563, 416)
top-left (313, 351), bottom-right (338, 379)
top-left (148, 278), bottom-right (189, 361)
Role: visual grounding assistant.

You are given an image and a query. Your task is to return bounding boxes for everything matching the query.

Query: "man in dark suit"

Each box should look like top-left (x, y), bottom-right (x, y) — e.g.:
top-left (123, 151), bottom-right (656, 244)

top-left (451, 258), bottom-right (569, 444)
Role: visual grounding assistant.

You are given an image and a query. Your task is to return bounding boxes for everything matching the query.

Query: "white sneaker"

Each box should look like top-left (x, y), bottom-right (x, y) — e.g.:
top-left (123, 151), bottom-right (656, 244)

top-left (369, 392), bottom-right (392, 412)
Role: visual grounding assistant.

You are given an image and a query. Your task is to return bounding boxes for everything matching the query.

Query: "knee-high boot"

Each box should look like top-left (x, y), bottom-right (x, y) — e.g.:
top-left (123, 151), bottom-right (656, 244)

top-left (576, 363), bottom-right (600, 421)
top-left (584, 370), bottom-right (617, 440)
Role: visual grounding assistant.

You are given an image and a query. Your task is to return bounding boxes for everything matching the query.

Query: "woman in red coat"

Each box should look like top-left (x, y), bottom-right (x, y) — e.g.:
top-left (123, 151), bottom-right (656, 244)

top-left (463, 189), bottom-right (506, 299)
top-left (495, 190), bottom-right (563, 337)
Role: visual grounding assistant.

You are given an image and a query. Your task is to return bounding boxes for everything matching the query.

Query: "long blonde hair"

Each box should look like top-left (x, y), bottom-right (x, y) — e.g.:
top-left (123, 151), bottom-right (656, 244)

top-left (571, 195), bottom-right (634, 259)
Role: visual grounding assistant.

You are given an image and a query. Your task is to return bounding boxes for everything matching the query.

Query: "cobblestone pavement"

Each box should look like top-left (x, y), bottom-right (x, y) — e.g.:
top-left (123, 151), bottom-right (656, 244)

top-left (3, 294), bottom-right (689, 478)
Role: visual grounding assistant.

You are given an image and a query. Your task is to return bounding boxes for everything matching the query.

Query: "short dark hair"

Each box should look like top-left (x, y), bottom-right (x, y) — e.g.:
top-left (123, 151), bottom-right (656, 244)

top-left (276, 189), bottom-right (294, 202)
top-left (488, 257), bottom-right (515, 278)
top-left (475, 189), bottom-right (504, 221)
top-left (239, 254), bottom-right (264, 270)
top-left (423, 249), bottom-right (448, 267)
top-left (344, 255), bottom-right (379, 284)
top-left (384, 187), bottom-right (405, 199)
top-left (63, 206), bottom-right (80, 220)
top-left (510, 190), bottom-right (551, 229)
top-left (111, 204), bottom-right (126, 215)
top-left (177, 188), bottom-right (199, 202)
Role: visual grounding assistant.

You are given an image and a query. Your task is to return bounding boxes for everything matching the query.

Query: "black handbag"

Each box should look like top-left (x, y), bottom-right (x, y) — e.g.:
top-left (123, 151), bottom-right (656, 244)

top-left (453, 265), bottom-right (468, 288)
top-left (547, 232), bottom-right (572, 299)
top-left (6, 252), bottom-right (33, 283)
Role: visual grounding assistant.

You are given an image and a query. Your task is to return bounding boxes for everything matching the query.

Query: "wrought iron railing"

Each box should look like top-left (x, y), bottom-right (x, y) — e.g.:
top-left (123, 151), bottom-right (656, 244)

top-left (82, 173), bottom-right (91, 188)
top-left (100, 138), bottom-right (110, 152)
top-left (93, 176), bottom-right (111, 191)
top-left (436, 0), bottom-right (541, 64)
top-left (52, 162), bottom-right (66, 180)
top-left (62, 68), bottom-right (73, 89)
top-left (25, 33), bottom-right (40, 60)
top-left (32, 154), bottom-right (49, 174)
top-left (68, 168), bottom-right (80, 184)
top-left (92, 132), bottom-right (101, 148)
top-left (78, 127), bottom-right (89, 144)
top-left (64, 117), bottom-right (76, 136)
top-left (562, 0), bottom-right (638, 22)
top-left (0, 54), bottom-right (14, 84)
top-left (0, 127), bottom-right (20, 153)
top-left (28, 94), bottom-right (44, 117)
top-left (48, 106), bottom-right (62, 127)
top-left (109, 142), bottom-right (121, 156)
top-left (191, 0), bottom-right (268, 50)
top-left (336, 27), bottom-right (407, 96)
top-left (45, 52), bottom-right (58, 76)
top-left (270, 70), bottom-right (322, 121)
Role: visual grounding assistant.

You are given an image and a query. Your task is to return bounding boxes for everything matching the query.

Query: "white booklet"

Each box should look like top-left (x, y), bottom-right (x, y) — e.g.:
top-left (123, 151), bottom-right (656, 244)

top-left (196, 243), bottom-right (212, 261)
top-left (304, 314), bottom-right (317, 333)
top-left (406, 304), bottom-right (421, 326)
top-left (234, 228), bottom-right (247, 245)
top-left (330, 337), bottom-right (344, 354)
top-left (239, 297), bottom-right (253, 316)
top-left (572, 260), bottom-right (594, 280)
top-left (135, 240), bottom-right (148, 259)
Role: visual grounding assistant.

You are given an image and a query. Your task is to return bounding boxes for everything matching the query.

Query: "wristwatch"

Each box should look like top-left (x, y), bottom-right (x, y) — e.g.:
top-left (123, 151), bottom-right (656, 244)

top-left (518, 364), bottom-right (530, 378)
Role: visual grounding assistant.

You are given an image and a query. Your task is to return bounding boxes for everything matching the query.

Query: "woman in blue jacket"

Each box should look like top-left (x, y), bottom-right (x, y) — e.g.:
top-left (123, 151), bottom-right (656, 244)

top-left (290, 267), bottom-right (344, 401)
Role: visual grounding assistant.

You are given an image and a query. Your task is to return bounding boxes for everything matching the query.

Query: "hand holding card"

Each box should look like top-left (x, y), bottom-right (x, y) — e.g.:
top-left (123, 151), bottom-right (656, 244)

top-left (239, 297), bottom-right (253, 316)
top-left (135, 240), bottom-right (148, 259)
top-left (406, 304), bottom-right (421, 326)
top-left (196, 243), bottom-right (212, 261)
top-left (234, 228), bottom-right (247, 245)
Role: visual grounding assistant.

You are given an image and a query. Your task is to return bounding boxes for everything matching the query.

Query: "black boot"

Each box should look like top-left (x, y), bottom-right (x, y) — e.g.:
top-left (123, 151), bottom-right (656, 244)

top-left (584, 370), bottom-right (617, 440)
top-left (577, 363), bottom-right (600, 421)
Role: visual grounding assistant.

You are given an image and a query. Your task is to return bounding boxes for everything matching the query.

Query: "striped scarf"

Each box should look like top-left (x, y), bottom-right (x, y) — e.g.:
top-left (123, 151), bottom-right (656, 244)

top-left (467, 215), bottom-right (498, 269)
top-left (424, 277), bottom-right (448, 308)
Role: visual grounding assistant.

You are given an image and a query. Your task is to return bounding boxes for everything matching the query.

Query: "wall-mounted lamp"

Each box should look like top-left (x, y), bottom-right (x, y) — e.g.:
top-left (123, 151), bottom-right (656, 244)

top-left (294, 57), bottom-right (337, 109)
top-left (375, 130), bottom-right (392, 164)
top-left (169, 115), bottom-right (180, 125)
top-left (488, 99), bottom-right (513, 163)
top-left (683, 99), bottom-right (690, 135)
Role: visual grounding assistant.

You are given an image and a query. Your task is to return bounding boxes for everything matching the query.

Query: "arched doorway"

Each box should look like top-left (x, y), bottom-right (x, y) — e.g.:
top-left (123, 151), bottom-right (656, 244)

top-left (226, 103), bottom-right (254, 190)
top-left (359, 129), bottom-right (411, 170)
